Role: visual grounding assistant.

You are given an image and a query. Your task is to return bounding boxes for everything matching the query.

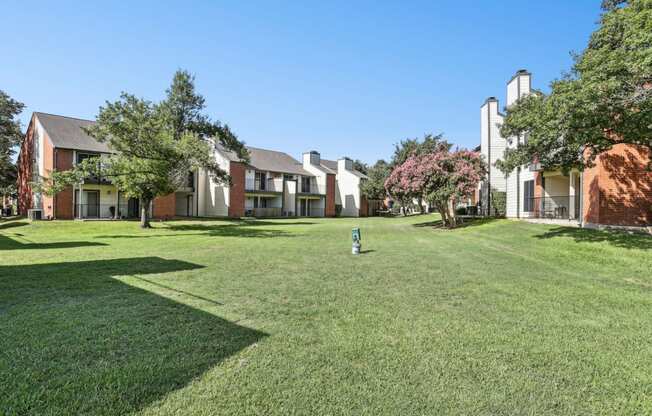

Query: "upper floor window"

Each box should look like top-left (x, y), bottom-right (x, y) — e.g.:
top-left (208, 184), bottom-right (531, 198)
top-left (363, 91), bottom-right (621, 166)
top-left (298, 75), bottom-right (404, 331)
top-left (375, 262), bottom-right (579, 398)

top-left (301, 176), bottom-right (312, 193)
top-left (76, 152), bottom-right (100, 164)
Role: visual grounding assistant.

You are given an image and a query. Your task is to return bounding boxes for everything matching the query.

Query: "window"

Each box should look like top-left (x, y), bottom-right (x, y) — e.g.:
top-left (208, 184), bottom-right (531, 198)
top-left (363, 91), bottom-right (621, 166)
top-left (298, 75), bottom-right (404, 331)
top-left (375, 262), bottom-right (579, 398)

top-left (76, 152), bottom-right (99, 164)
top-left (523, 180), bottom-right (535, 212)
top-left (301, 177), bottom-right (312, 193)
top-left (255, 171), bottom-right (266, 190)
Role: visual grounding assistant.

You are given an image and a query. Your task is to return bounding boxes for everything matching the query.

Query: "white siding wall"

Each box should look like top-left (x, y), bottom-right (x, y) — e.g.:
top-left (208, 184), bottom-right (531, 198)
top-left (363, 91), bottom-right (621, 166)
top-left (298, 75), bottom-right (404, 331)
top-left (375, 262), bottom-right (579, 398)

top-left (507, 80), bottom-right (519, 107)
top-left (336, 159), bottom-right (362, 217)
top-left (284, 180), bottom-right (297, 215)
top-left (505, 168), bottom-right (536, 218)
top-left (198, 149), bottom-right (231, 217)
top-left (302, 154), bottom-right (328, 193)
top-left (481, 100), bottom-right (507, 193)
top-left (504, 72), bottom-right (534, 218)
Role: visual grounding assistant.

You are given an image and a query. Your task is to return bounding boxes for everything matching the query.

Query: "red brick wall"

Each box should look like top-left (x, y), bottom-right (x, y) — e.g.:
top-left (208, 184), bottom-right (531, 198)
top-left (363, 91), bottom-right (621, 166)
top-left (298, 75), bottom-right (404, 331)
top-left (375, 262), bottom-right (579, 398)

top-left (228, 162), bottom-right (245, 218)
top-left (325, 173), bottom-right (336, 217)
top-left (153, 193), bottom-right (176, 220)
top-left (41, 133), bottom-right (55, 219)
top-left (54, 149), bottom-right (74, 219)
top-left (582, 144), bottom-right (652, 226)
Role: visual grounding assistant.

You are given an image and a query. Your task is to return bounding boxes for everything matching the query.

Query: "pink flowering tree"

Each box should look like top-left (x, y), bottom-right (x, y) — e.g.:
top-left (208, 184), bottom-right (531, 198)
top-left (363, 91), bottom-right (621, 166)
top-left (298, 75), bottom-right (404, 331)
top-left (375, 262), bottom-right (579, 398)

top-left (384, 154), bottom-right (426, 215)
top-left (420, 147), bottom-right (486, 227)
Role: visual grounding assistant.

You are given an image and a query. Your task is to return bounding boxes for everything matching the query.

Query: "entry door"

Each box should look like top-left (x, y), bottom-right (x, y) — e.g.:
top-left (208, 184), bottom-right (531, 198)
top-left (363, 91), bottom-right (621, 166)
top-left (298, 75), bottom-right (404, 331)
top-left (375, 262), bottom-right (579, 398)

top-left (85, 191), bottom-right (99, 218)
top-left (128, 198), bottom-right (140, 218)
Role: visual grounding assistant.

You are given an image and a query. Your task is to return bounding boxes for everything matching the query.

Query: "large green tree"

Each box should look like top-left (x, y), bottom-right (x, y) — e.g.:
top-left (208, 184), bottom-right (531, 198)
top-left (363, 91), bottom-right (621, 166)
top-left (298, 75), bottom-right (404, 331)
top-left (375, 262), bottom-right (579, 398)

top-left (360, 159), bottom-right (390, 200)
top-left (391, 133), bottom-right (449, 168)
top-left (46, 70), bottom-right (248, 228)
top-left (0, 91), bottom-right (24, 210)
top-left (498, 0), bottom-right (652, 173)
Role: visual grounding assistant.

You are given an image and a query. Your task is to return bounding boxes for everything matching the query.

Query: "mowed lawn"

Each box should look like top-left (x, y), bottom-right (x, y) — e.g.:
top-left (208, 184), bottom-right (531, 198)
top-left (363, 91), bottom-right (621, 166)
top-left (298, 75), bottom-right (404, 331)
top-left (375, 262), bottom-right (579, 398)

top-left (1, 215), bottom-right (652, 415)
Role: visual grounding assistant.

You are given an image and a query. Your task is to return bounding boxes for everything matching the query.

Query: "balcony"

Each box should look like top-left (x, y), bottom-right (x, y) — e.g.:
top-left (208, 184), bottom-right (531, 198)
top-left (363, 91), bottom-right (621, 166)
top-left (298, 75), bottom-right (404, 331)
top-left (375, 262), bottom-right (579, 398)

top-left (299, 207), bottom-right (324, 217)
top-left (245, 178), bottom-right (283, 193)
top-left (298, 182), bottom-right (324, 195)
top-left (82, 175), bottom-right (112, 185)
top-left (74, 202), bottom-right (141, 219)
top-left (525, 196), bottom-right (579, 220)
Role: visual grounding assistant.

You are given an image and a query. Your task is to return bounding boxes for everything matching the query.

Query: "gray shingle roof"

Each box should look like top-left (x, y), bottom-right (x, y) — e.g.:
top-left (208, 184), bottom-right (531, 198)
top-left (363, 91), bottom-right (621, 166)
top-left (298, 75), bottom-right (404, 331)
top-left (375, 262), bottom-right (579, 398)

top-left (34, 112), bottom-right (111, 153)
top-left (321, 159), bottom-right (368, 179)
top-left (217, 145), bottom-right (313, 176)
top-left (320, 159), bottom-right (338, 174)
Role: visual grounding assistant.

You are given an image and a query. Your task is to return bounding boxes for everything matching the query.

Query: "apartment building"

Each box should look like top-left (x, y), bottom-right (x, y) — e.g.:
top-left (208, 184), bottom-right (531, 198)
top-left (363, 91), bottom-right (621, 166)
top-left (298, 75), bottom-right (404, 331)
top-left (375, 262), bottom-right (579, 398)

top-left (17, 112), bottom-right (369, 219)
top-left (479, 70), bottom-right (652, 229)
top-left (17, 112), bottom-right (185, 220)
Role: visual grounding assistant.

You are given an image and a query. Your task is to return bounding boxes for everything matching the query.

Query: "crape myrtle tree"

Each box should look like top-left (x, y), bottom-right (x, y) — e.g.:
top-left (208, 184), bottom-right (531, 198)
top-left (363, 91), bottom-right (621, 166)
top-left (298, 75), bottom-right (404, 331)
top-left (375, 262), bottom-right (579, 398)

top-left (390, 134), bottom-right (451, 212)
top-left (360, 159), bottom-right (390, 201)
top-left (497, 0), bottom-right (652, 174)
top-left (384, 155), bottom-right (426, 215)
top-left (44, 70), bottom-right (249, 228)
top-left (419, 147), bottom-right (486, 228)
top-left (0, 91), bottom-right (24, 210)
top-left (385, 143), bottom-right (486, 227)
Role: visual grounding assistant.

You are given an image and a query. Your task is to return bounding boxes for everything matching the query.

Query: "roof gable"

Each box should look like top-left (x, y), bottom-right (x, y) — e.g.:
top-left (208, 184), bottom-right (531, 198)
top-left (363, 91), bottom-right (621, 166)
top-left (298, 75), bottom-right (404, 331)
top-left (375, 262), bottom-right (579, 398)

top-left (34, 112), bottom-right (110, 153)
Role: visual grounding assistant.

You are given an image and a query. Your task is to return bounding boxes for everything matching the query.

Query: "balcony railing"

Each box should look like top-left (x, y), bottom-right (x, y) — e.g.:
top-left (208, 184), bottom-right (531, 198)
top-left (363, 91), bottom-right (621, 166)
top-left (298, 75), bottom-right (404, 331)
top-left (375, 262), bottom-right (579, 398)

top-left (245, 207), bottom-right (282, 217)
top-left (299, 183), bottom-right (323, 194)
top-left (299, 207), bottom-right (324, 217)
top-left (82, 175), bottom-right (112, 185)
top-left (74, 203), bottom-right (141, 219)
top-left (525, 196), bottom-right (577, 219)
top-left (245, 178), bottom-right (282, 192)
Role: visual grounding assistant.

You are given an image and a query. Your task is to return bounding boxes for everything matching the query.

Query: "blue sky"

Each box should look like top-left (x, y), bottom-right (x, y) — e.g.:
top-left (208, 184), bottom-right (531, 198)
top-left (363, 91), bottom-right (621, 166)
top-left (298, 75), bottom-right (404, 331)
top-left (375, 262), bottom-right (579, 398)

top-left (2, 1), bottom-right (601, 164)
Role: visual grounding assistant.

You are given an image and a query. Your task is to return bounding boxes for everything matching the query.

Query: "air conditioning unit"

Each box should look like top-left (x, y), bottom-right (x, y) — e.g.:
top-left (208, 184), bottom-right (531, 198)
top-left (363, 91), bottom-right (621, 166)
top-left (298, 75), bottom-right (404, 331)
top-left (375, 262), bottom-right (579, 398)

top-left (27, 209), bottom-right (43, 220)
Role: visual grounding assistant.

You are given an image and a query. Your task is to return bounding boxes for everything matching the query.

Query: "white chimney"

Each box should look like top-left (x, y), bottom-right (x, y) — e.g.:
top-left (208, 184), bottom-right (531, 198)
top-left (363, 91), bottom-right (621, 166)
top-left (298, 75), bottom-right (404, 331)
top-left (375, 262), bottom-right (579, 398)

top-left (302, 150), bottom-right (320, 166)
top-left (338, 157), bottom-right (353, 171)
top-left (506, 69), bottom-right (531, 107)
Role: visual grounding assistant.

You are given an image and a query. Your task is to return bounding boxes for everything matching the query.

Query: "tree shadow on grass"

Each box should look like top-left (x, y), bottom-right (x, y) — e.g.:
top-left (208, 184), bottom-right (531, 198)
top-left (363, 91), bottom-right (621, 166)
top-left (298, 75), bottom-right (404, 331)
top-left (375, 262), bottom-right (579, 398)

top-left (0, 257), bottom-right (266, 415)
top-left (535, 226), bottom-right (652, 250)
top-left (412, 217), bottom-right (499, 230)
top-left (95, 222), bottom-right (299, 240)
top-left (0, 220), bottom-right (28, 230)
top-left (0, 233), bottom-right (108, 250)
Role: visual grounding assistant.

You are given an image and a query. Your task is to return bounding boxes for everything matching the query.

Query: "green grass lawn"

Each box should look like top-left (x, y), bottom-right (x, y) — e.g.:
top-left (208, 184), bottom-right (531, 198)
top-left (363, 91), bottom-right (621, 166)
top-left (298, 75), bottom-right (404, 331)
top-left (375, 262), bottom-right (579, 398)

top-left (1, 215), bottom-right (651, 415)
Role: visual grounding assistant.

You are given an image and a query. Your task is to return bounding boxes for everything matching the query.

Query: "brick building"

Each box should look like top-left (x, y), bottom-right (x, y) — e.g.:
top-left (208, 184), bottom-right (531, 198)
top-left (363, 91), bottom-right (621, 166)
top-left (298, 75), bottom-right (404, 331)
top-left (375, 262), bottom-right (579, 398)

top-left (17, 112), bottom-right (368, 220)
top-left (478, 70), bottom-right (651, 229)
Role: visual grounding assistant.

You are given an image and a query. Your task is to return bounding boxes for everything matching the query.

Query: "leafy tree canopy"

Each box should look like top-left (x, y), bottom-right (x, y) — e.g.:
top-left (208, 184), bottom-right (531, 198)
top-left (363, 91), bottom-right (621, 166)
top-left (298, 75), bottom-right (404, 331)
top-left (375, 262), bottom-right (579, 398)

top-left (498, 0), bottom-right (652, 173)
top-left (391, 133), bottom-right (451, 167)
top-left (352, 159), bottom-right (368, 175)
top-left (360, 159), bottom-right (390, 200)
top-left (0, 90), bottom-right (24, 194)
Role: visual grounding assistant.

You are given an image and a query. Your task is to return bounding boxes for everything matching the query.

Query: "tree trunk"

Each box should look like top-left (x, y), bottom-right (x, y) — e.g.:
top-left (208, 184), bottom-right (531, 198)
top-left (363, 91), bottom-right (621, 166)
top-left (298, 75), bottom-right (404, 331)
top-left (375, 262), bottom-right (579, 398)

top-left (447, 199), bottom-right (457, 228)
top-left (437, 202), bottom-right (449, 227)
top-left (417, 196), bottom-right (425, 214)
top-left (140, 198), bottom-right (151, 228)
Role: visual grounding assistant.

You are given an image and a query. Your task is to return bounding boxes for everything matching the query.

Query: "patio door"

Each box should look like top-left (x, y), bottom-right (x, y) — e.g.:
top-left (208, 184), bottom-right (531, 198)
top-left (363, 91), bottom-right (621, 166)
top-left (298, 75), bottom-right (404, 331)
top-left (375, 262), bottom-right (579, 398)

top-left (299, 199), bottom-right (309, 216)
top-left (85, 191), bottom-right (99, 218)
